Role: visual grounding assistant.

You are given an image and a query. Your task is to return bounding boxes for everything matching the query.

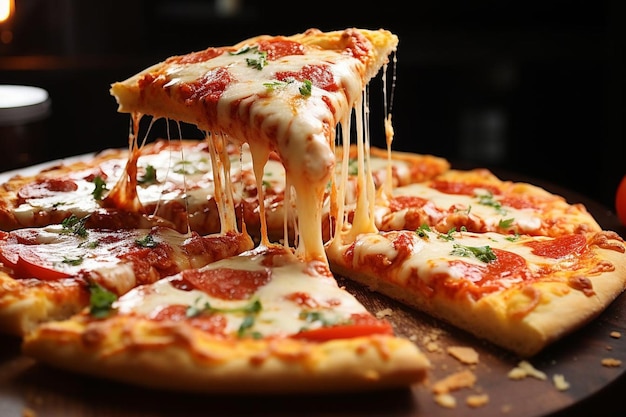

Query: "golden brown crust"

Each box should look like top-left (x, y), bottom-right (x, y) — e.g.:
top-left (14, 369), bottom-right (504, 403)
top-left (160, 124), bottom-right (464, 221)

top-left (0, 273), bottom-right (89, 336)
top-left (328, 231), bottom-right (626, 358)
top-left (22, 314), bottom-right (429, 393)
top-left (110, 28), bottom-right (399, 132)
top-left (341, 144), bottom-right (451, 186)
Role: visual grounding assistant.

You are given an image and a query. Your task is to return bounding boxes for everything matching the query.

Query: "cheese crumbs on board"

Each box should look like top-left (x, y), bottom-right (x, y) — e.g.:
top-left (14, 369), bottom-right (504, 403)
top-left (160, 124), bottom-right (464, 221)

top-left (553, 374), bottom-right (570, 391)
top-left (466, 393), bottom-right (490, 408)
top-left (431, 369), bottom-right (477, 394)
top-left (375, 308), bottom-right (393, 319)
top-left (446, 346), bottom-right (479, 365)
top-left (601, 358), bottom-right (622, 367)
top-left (434, 393), bottom-right (456, 408)
top-left (507, 360), bottom-right (547, 380)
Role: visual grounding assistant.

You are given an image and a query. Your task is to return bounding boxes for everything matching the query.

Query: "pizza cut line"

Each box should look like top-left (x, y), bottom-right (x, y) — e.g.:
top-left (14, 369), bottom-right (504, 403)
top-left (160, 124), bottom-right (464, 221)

top-left (0, 27), bottom-right (622, 395)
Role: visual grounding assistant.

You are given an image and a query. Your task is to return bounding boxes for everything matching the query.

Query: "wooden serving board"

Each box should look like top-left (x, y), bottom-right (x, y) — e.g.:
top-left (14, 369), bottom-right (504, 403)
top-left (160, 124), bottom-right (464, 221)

top-left (0, 171), bottom-right (624, 417)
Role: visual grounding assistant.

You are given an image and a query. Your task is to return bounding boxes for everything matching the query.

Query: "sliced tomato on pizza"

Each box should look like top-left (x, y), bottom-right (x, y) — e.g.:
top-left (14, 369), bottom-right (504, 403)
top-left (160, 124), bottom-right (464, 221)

top-left (0, 217), bottom-right (253, 336)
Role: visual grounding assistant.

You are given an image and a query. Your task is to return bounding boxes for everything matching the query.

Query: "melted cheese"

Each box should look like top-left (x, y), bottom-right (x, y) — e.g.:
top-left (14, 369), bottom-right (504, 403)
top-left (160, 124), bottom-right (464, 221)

top-left (390, 183), bottom-right (543, 232)
top-left (116, 249), bottom-right (368, 337)
top-left (156, 46), bottom-right (369, 262)
top-left (344, 229), bottom-right (569, 290)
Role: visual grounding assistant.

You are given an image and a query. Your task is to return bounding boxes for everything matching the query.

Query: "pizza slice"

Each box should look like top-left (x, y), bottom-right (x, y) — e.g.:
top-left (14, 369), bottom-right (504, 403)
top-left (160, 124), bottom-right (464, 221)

top-left (326, 226), bottom-right (626, 357)
top-left (373, 168), bottom-right (602, 237)
top-left (0, 220), bottom-right (253, 336)
top-left (22, 244), bottom-right (430, 393)
top-left (110, 27), bottom-right (399, 261)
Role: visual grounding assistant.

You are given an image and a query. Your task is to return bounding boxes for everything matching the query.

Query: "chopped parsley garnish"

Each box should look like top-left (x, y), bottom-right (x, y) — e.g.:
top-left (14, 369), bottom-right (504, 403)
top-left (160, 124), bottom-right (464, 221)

top-left (232, 46), bottom-right (268, 70)
top-left (78, 240), bottom-right (100, 249)
top-left (62, 255), bottom-right (84, 266)
top-left (138, 164), bottom-right (158, 184)
top-left (437, 228), bottom-right (457, 241)
top-left (498, 218), bottom-right (515, 229)
top-left (450, 243), bottom-right (497, 263)
top-left (88, 282), bottom-right (117, 319)
top-left (416, 224), bottom-right (432, 238)
top-left (417, 225), bottom-right (467, 241)
top-left (263, 78), bottom-right (314, 97)
top-left (505, 233), bottom-right (521, 242)
top-left (476, 191), bottom-right (507, 215)
top-left (299, 79), bottom-right (312, 96)
top-left (187, 298), bottom-right (262, 338)
top-left (263, 80), bottom-right (291, 91)
top-left (173, 160), bottom-right (198, 175)
top-left (135, 234), bottom-right (158, 248)
top-left (61, 214), bottom-right (89, 238)
top-left (299, 311), bottom-right (338, 327)
top-left (91, 176), bottom-right (108, 201)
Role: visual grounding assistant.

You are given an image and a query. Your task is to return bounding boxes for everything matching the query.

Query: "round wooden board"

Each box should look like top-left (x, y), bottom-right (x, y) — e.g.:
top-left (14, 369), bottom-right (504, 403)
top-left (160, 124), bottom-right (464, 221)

top-left (0, 169), bottom-right (624, 417)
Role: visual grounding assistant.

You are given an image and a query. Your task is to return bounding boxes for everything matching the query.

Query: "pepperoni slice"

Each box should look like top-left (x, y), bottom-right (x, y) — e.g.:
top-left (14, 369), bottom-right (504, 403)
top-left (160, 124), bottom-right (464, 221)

top-left (165, 47), bottom-right (225, 65)
top-left (257, 39), bottom-right (305, 60)
top-left (389, 195), bottom-right (428, 211)
top-left (275, 64), bottom-right (338, 92)
top-left (442, 248), bottom-right (530, 298)
top-left (430, 180), bottom-right (500, 196)
top-left (151, 305), bottom-right (228, 334)
top-left (180, 67), bottom-right (233, 104)
top-left (17, 178), bottom-right (78, 201)
top-left (525, 234), bottom-right (587, 259)
top-left (178, 267), bottom-right (271, 300)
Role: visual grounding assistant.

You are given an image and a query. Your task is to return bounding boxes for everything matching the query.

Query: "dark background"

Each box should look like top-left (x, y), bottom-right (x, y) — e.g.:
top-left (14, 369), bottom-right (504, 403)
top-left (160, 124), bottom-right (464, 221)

top-left (0, 0), bottom-right (624, 213)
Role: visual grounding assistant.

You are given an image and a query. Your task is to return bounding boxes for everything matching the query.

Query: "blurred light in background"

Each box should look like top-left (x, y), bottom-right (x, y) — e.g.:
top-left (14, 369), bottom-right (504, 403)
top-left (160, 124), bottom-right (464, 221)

top-left (0, 0), bottom-right (14, 45)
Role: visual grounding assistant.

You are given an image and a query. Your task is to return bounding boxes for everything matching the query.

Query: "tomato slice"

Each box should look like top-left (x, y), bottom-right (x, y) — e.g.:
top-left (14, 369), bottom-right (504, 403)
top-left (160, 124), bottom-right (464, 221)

top-left (0, 245), bottom-right (72, 280)
top-left (291, 314), bottom-right (394, 342)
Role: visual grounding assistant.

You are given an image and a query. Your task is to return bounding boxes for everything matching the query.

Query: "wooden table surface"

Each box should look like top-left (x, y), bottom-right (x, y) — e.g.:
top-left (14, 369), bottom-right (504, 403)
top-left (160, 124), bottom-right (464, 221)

top-left (0, 168), bottom-right (625, 417)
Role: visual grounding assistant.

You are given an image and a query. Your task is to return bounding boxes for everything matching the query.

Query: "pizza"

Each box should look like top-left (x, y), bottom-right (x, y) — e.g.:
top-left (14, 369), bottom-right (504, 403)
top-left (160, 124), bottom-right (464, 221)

top-left (22, 243), bottom-right (429, 393)
top-left (1, 26), bottom-right (625, 396)
top-left (326, 227), bottom-right (626, 357)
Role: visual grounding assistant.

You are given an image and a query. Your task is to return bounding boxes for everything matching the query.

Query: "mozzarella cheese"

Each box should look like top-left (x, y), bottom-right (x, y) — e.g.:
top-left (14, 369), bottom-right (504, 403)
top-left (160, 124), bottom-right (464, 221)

top-left (116, 248), bottom-right (368, 337)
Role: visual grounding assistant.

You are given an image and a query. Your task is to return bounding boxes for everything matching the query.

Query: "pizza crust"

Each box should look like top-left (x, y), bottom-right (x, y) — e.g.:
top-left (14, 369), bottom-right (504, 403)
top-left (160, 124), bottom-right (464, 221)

top-left (22, 315), bottom-right (429, 393)
top-left (0, 274), bottom-right (88, 336)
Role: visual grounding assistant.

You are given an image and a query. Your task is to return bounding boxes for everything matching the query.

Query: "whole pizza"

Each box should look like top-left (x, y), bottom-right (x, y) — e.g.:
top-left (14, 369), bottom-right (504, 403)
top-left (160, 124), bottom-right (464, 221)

top-left (0, 27), bottom-right (624, 401)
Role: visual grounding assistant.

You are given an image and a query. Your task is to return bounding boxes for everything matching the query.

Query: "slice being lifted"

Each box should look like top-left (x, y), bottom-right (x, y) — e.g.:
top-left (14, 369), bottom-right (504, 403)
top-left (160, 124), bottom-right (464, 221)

top-left (110, 27), bottom-right (399, 261)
